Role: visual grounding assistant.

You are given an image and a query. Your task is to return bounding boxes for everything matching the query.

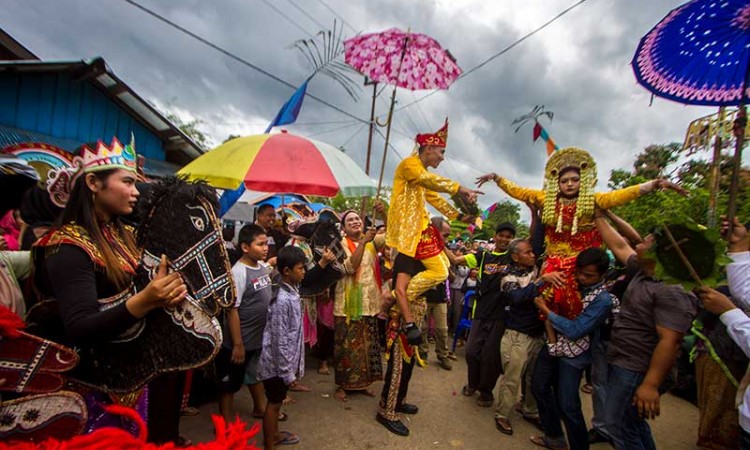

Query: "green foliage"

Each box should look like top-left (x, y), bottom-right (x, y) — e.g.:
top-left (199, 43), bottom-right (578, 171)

top-left (451, 199), bottom-right (530, 241)
top-left (650, 221), bottom-right (729, 289)
top-left (608, 142), bottom-right (750, 234)
top-left (310, 186), bottom-right (392, 216)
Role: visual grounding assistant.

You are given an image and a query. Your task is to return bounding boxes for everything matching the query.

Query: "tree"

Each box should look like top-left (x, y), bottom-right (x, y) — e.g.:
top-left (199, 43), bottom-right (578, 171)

top-left (165, 113), bottom-right (212, 151)
top-left (310, 186), bottom-right (393, 218)
top-left (607, 142), bottom-right (750, 234)
top-left (451, 199), bottom-right (530, 241)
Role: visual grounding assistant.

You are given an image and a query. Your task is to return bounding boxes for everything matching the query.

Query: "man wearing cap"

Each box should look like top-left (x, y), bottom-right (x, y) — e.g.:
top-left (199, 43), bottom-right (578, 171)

top-left (449, 222), bottom-right (516, 407)
top-left (386, 119), bottom-right (480, 335)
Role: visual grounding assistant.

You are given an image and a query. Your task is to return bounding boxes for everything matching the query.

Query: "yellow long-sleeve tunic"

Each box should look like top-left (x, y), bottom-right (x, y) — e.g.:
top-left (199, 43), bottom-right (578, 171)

top-left (386, 155), bottom-right (460, 257)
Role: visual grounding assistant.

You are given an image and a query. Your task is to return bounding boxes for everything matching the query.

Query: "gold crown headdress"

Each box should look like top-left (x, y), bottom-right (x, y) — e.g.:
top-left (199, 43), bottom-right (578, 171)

top-left (542, 147), bottom-right (597, 235)
top-left (45, 136), bottom-right (138, 207)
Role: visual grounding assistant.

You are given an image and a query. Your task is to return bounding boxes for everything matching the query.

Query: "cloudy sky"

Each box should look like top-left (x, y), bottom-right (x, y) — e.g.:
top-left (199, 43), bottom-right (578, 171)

top-left (2, 0), bottom-right (718, 220)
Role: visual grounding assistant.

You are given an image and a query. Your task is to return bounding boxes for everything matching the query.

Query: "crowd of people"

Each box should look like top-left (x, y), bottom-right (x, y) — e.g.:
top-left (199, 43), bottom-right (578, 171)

top-left (1, 122), bottom-right (750, 450)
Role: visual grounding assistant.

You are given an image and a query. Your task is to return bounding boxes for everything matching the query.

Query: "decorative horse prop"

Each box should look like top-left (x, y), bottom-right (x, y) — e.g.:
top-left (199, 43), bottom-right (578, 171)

top-left (27, 176), bottom-right (234, 394)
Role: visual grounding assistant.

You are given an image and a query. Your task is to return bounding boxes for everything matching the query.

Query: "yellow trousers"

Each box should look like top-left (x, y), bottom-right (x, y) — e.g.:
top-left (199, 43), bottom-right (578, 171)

top-left (406, 253), bottom-right (449, 305)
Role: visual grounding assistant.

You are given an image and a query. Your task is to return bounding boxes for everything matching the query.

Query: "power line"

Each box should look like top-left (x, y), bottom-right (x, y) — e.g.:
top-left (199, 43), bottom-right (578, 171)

top-left (121, 0), bottom-right (367, 125)
top-left (339, 122), bottom-right (368, 148)
top-left (285, 0), bottom-right (327, 31)
top-left (259, 0), bottom-right (313, 38)
top-left (306, 120), bottom-right (363, 137)
top-left (313, 0), bottom-right (358, 33)
top-left (394, 0), bottom-right (588, 114)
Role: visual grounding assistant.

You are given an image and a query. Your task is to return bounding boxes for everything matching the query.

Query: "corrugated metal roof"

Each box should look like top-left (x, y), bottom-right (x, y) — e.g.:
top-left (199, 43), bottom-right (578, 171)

top-left (0, 58), bottom-right (204, 162)
top-left (0, 124), bottom-right (179, 177)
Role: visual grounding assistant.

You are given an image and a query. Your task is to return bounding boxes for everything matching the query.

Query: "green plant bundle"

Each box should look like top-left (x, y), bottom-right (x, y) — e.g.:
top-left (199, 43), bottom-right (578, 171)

top-left (650, 220), bottom-right (730, 290)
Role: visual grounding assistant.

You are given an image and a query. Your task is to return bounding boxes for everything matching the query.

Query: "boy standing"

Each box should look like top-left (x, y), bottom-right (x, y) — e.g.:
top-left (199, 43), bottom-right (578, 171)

top-left (216, 224), bottom-right (272, 424)
top-left (257, 246), bottom-right (307, 448)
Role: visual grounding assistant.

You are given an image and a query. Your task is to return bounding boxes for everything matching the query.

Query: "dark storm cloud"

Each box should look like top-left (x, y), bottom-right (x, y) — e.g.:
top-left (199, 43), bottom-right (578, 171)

top-left (1, 0), bottom-right (716, 214)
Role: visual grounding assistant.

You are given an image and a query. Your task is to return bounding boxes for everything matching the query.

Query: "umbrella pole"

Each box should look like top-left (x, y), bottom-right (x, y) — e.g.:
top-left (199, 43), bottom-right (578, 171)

top-left (373, 85), bottom-right (399, 213)
top-left (360, 80), bottom-right (378, 220)
top-left (727, 60), bottom-right (750, 234)
top-left (707, 107), bottom-right (724, 228)
top-left (727, 105), bottom-right (746, 232)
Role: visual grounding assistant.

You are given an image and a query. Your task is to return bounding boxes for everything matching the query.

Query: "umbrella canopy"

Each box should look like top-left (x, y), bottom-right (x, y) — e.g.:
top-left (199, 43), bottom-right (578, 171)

top-left (178, 131), bottom-right (376, 197)
top-left (344, 28), bottom-right (462, 91)
top-left (632, 0), bottom-right (750, 106)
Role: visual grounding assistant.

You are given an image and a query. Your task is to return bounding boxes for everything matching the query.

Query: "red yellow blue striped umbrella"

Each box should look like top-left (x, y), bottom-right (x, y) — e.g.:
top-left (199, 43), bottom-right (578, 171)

top-left (178, 131), bottom-right (376, 197)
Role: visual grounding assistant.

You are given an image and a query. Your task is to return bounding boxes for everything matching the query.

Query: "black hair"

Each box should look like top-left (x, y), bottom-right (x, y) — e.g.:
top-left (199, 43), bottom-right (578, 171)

top-left (576, 247), bottom-right (610, 275)
top-left (257, 204), bottom-right (275, 215)
top-left (495, 222), bottom-right (516, 236)
top-left (277, 245), bottom-right (307, 274)
top-left (237, 223), bottom-right (266, 247)
top-left (61, 168), bottom-right (139, 289)
top-left (222, 227), bottom-right (234, 242)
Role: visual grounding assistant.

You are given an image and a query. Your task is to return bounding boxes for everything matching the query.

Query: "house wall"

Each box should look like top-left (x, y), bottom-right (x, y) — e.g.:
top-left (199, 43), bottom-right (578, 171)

top-left (0, 71), bottom-right (165, 160)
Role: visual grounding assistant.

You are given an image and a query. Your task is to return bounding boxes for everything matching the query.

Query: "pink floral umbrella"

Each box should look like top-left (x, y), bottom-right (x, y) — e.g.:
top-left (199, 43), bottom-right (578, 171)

top-left (345, 28), bottom-right (462, 91)
top-left (344, 28), bottom-right (462, 199)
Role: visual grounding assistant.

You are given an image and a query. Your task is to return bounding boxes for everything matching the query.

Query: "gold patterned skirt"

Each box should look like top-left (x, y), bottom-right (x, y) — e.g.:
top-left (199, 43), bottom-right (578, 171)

top-left (333, 316), bottom-right (383, 390)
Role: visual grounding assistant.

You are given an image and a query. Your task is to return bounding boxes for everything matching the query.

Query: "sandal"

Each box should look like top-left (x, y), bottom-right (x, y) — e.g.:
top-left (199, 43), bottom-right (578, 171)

top-left (529, 435), bottom-right (568, 450)
top-left (289, 381), bottom-right (311, 392)
top-left (275, 430), bottom-right (300, 446)
top-left (461, 385), bottom-right (476, 397)
top-left (252, 411), bottom-right (288, 422)
top-left (176, 436), bottom-right (193, 448)
top-left (494, 417), bottom-right (513, 435)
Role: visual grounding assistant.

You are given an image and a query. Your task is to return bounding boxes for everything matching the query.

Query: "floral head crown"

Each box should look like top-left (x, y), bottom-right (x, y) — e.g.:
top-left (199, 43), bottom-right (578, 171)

top-left (542, 147), bottom-right (597, 234)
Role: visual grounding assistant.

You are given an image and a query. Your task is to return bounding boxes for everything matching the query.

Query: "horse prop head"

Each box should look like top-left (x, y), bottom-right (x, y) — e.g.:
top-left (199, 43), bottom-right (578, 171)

top-left (72, 176), bottom-right (234, 393)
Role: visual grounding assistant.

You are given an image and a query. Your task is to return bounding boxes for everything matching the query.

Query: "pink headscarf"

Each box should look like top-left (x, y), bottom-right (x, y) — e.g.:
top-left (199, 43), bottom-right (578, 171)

top-left (0, 210), bottom-right (20, 251)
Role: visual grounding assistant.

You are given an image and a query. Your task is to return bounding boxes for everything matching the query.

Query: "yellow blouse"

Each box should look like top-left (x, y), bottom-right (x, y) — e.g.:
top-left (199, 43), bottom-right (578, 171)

top-left (496, 177), bottom-right (642, 220)
top-left (386, 156), bottom-right (460, 257)
top-left (496, 178), bottom-right (642, 257)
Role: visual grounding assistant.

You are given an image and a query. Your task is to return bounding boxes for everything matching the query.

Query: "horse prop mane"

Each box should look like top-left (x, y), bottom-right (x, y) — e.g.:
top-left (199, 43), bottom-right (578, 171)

top-left (60, 176), bottom-right (233, 393)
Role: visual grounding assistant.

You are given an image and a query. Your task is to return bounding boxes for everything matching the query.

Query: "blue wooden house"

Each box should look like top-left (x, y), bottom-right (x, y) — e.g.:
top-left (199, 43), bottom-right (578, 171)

top-left (0, 29), bottom-right (203, 176)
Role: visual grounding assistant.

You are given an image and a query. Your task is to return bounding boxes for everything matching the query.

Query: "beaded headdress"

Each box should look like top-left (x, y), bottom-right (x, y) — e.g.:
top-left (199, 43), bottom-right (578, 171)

top-left (415, 118), bottom-right (448, 148)
top-left (542, 147), bottom-right (596, 235)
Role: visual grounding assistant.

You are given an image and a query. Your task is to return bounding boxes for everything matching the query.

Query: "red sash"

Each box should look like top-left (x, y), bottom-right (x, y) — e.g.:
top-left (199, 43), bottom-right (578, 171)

top-left (414, 224), bottom-right (445, 260)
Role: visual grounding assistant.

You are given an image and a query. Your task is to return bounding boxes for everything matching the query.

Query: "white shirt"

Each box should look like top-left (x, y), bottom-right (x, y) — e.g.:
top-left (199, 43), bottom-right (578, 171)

top-left (725, 251), bottom-right (750, 432)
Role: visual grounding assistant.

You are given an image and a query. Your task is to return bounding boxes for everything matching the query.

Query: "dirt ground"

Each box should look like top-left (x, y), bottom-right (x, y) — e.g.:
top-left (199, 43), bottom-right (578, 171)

top-left (182, 343), bottom-right (702, 449)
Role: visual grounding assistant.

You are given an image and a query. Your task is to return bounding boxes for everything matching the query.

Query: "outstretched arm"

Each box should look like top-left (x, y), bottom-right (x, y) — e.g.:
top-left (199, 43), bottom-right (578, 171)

top-left (596, 180), bottom-right (686, 210)
top-left (425, 190), bottom-right (460, 220)
top-left (594, 212), bottom-right (636, 266)
top-left (604, 210), bottom-right (643, 246)
top-left (401, 157), bottom-right (460, 194)
top-left (476, 173), bottom-right (544, 206)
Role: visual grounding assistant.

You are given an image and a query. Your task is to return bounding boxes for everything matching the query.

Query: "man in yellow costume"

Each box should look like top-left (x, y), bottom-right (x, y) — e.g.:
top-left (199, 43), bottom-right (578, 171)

top-left (386, 119), bottom-right (480, 317)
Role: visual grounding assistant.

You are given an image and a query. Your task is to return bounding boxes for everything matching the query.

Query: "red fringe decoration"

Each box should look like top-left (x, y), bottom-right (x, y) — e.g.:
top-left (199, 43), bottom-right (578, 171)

top-left (0, 404), bottom-right (261, 450)
top-left (0, 304), bottom-right (25, 338)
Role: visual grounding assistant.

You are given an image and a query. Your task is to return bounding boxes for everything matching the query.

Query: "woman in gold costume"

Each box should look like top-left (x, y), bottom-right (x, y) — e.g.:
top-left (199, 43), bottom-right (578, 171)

top-left (477, 147), bottom-right (683, 320)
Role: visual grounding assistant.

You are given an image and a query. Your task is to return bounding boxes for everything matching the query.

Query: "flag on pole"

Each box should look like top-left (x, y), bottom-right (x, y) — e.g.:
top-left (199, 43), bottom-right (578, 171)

top-left (219, 80), bottom-right (311, 216)
top-left (533, 122), bottom-right (558, 156)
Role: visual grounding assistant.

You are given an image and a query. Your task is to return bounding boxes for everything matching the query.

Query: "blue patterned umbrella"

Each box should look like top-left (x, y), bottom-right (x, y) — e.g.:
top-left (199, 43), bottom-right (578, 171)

top-left (633, 0), bottom-right (750, 106)
top-left (633, 0), bottom-right (750, 226)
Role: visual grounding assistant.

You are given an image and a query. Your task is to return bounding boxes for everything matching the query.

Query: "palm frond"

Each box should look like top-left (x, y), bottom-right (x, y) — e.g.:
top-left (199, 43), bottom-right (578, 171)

top-left (292, 20), bottom-right (361, 100)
